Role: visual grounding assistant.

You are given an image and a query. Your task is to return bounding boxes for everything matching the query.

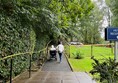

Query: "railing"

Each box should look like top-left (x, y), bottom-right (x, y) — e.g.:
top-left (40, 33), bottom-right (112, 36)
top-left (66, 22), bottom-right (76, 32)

top-left (0, 41), bottom-right (51, 83)
top-left (0, 40), bottom-right (70, 83)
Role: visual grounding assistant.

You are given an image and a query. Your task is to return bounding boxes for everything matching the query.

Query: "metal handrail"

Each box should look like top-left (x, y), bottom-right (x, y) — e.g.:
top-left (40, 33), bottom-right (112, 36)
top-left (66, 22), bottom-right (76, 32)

top-left (0, 39), bottom-right (54, 61)
top-left (0, 40), bottom-right (52, 83)
top-left (0, 48), bottom-right (46, 61)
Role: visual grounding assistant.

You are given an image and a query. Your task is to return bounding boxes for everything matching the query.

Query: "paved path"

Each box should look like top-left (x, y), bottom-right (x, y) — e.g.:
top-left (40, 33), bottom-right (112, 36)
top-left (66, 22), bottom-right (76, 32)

top-left (41, 55), bottom-right (71, 71)
top-left (12, 54), bottom-right (96, 83)
top-left (25, 55), bottom-right (96, 83)
top-left (26, 71), bottom-right (96, 83)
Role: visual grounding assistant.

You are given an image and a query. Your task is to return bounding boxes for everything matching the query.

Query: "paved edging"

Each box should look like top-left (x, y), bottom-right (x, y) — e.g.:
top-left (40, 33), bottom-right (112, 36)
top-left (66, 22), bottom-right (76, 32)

top-left (64, 54), bottom-right (73, 72)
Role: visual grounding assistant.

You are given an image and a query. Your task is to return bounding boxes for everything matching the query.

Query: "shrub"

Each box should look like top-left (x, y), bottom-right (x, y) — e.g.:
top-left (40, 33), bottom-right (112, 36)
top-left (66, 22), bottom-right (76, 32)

top-left (90, 57), bottom-right (118, 83)
top-left (72, 51), bottom-right (84, 59)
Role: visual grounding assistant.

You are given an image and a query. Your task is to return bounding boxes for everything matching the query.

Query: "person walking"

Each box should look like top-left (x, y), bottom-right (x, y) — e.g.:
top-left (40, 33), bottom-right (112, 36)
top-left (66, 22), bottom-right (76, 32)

top-left (56, 41), bottom-right (64, 63)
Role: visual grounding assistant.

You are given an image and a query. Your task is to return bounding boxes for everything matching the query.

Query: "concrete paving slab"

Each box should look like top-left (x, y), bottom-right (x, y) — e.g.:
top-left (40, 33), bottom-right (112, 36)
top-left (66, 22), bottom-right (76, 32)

top-left (13, 54), bottom-right (96, 83)
top-left (26, 71), bottom-right (96, 83)
top-left (63, 80), bottom-right (79, 83)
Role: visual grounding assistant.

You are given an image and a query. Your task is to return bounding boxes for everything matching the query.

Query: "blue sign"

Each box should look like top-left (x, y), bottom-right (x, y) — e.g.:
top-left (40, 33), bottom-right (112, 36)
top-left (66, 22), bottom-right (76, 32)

top-left (105, 27), bottom-right (118, 41)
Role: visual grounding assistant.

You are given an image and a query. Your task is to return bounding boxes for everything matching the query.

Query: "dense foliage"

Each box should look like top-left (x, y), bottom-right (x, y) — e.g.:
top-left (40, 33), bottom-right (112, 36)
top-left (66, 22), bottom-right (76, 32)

top-left (0, 0), bottom-right (101, 81)
top-left (90, 57), bottom-right (118, 83)
top-left (105, 0), bottom-right (118, 26)
top-left (79, 1), bottom-right (103, 44)
top-left (0, 1), bottom-right (32, 80)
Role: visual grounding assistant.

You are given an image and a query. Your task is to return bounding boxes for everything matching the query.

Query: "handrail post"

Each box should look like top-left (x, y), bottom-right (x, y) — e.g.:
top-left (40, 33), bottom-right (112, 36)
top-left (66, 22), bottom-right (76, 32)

top-left (10, 58), bottom-right (13, 83)
top-left (29, 54), bottom-right (31, 78)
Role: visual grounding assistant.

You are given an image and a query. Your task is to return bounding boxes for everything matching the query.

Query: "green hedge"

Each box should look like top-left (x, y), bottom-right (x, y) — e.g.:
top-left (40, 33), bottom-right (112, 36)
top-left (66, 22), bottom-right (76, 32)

top-left (0, 17), bottom-right (33, 79)
top-left (0, 0), bottom-right (49, 81)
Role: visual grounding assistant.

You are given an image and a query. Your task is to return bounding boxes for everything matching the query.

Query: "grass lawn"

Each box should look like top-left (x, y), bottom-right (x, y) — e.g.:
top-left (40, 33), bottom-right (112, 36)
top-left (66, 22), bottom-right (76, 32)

top-left (68, 45), bottom-right (114, 72)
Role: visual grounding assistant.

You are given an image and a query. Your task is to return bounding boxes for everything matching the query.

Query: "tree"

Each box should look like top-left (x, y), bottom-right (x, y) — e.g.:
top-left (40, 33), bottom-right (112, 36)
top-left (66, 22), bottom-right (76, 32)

top-left (79, 5), bottom-right (103, 44)
top-left (0, 0), bottom-right (96, 80)
top-left (106, 0), bottom-right (118, 26)
top-left (48, 0), bottom-right (94, 41)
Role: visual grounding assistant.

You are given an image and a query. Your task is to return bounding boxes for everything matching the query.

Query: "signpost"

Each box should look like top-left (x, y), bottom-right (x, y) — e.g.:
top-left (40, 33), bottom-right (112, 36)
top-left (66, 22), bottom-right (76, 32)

top-left (105, 27), bottom-right (118, 62)
top-left (105, 27), bottom-right (118, 41)
top-left (114, 42), bottom-right (118, 62)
